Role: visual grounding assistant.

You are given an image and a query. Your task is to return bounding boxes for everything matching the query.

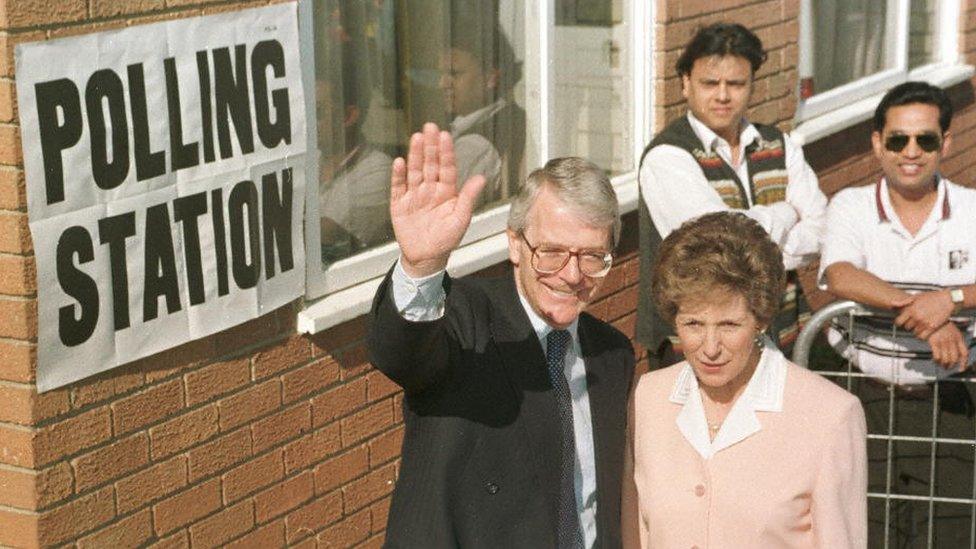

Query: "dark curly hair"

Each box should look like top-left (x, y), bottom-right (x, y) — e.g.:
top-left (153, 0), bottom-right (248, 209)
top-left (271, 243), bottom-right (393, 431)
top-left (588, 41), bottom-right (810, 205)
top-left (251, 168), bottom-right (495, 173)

top-left (652, 212), bottom-right (785, 326)
top-left (676, 23), bottom-right (767, 77)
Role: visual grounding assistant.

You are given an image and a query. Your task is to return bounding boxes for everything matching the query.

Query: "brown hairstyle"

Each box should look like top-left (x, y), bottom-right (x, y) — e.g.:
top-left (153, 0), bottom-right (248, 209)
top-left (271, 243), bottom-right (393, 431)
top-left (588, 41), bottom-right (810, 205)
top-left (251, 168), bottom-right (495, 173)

top-left (652, 211), bottom-right (785, 326)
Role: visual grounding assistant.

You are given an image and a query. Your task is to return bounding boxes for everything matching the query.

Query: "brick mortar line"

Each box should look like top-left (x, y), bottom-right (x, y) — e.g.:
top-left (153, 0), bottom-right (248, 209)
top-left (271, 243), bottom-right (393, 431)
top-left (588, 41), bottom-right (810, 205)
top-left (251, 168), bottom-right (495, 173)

top-left (44, 393), bottom-right (399, 515)
top-left (0, 0), bottom-right (280, 35)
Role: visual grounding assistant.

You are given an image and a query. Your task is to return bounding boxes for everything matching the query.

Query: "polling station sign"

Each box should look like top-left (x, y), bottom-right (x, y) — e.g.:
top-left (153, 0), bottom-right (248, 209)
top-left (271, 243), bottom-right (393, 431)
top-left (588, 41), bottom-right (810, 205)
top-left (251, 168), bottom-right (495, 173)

top-left (16, 4), bottom-right (307, 391)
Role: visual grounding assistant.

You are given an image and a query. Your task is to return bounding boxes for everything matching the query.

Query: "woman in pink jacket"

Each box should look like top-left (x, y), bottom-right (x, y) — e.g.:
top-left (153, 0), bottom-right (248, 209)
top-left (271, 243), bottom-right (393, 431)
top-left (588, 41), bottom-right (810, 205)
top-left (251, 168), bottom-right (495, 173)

top-left (623, 212), bottom-right (867, 548)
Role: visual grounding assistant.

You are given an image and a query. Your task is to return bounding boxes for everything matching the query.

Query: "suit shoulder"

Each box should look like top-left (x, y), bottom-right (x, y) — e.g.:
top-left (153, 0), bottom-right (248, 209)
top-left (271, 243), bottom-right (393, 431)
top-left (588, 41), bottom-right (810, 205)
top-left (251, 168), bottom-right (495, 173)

top-left (580, 312), bottom-right (633, 351)
top-left (785, 362), bottom-right (861, 415)
top-left (634, 363), bottom-right (682, 399)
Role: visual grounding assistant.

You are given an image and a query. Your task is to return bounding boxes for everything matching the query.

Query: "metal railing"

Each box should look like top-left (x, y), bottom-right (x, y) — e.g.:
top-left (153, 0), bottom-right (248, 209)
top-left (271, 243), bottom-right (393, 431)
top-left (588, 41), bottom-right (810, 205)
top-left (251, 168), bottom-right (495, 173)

top-left (791, 300), bottom-right (976, 549)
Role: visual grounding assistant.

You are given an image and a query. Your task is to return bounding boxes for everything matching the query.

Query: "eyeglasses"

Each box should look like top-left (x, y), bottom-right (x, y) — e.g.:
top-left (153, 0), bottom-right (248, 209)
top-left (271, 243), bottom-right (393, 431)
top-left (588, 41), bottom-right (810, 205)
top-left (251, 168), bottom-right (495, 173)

top-left (884, 132), bottom-right (943, 153)
top-left (519, 232), bottom-right (613, 277)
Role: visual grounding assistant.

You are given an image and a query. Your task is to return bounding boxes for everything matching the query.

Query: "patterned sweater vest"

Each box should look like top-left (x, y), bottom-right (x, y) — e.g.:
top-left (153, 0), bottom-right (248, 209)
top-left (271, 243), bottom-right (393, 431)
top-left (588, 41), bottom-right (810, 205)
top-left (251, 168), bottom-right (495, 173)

top-left (636, 116), bottom-right (803, 356)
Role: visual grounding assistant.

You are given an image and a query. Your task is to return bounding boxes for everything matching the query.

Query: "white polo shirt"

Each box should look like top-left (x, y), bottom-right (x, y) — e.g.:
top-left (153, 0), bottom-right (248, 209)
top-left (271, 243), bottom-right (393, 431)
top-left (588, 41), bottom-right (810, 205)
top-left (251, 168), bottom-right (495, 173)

top-left (818, 177), bottom-right (976, 385)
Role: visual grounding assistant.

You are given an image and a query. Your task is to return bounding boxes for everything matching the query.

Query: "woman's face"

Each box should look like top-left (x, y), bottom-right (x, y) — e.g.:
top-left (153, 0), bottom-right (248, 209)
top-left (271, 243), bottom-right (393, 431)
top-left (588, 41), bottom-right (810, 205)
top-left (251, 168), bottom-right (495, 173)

top-left (674, 289), bottom-right (764, 399)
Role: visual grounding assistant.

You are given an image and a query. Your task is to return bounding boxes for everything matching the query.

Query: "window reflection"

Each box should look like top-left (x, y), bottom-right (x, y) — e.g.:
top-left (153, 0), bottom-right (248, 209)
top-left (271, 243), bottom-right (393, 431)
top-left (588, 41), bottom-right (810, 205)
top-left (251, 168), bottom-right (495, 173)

top-left (314, 1), bottom-right (525, 268)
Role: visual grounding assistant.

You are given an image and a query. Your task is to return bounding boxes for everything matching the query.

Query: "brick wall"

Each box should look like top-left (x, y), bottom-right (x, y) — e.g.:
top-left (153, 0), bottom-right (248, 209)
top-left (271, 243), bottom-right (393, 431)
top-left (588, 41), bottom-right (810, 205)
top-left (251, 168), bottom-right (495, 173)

top-left (2, 0), bottom-right (976, 547)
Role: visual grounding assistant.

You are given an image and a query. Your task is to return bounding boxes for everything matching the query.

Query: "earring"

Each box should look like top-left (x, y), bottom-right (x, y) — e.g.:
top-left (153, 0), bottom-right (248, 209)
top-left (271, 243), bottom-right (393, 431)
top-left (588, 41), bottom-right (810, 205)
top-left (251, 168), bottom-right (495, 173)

top-left (754, 331), bottom-right (765, 349)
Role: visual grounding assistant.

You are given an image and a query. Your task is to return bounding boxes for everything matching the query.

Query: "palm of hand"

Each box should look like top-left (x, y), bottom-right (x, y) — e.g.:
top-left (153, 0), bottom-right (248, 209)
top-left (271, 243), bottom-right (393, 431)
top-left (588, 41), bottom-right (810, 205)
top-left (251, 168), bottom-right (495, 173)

top-left (389, 123), bottom-right (486, 277)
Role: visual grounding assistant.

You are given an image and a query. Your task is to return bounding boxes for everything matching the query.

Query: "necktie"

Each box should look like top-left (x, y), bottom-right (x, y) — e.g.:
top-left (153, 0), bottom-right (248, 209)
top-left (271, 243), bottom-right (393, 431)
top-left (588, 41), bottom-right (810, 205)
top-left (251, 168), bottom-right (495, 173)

top-left (546, 329), bottom-right (584, 549)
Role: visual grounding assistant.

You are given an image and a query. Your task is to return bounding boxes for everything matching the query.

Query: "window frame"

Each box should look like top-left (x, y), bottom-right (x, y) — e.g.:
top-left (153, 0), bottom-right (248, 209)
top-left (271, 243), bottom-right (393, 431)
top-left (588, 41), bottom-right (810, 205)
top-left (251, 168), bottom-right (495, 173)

top-left (298, 0), bottom-right (653, 334)
top-left (795, 0), bottom-right (964, 124)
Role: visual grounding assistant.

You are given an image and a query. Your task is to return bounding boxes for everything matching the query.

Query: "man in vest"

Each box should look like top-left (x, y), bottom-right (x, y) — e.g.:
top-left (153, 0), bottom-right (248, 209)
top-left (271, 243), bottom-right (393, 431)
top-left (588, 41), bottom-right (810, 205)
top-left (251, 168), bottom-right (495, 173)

top-left (636, 22), bottom-right (827, 368)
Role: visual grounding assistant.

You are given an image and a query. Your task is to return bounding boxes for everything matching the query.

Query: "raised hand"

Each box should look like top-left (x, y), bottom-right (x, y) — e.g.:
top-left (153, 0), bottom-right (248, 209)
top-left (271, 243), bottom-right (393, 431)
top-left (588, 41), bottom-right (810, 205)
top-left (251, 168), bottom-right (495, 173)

top-left (390, 123), bottom-right (486, 278)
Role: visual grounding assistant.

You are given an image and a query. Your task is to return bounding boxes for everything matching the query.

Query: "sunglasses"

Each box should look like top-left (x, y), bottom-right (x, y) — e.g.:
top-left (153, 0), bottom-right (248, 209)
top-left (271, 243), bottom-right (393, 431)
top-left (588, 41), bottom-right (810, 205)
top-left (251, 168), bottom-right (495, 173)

top-left (883, 132), bottom-right (943, 153)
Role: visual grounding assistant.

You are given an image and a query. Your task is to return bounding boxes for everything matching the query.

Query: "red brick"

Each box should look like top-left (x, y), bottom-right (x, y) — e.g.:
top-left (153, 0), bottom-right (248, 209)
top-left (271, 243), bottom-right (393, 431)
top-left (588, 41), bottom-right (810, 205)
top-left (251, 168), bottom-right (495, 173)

top-left (112, 379), bottom-right (185, 435)
top-left (0, 124), bottom-right (21, 165)
top-left (139, 337), bottom-right (213, 384)
top-left (0, 79), bottom-right (15, 124)
top-left (184, 357), bottom-right (250, 406)
top-left (0, 166), bottom-right (25, 210)
top-left (187, 428), bottom-right (252, 482)
top-left (1, 0), bottom-right (86, 27)
top-left (36, 486), bottom-right (115, 546)
top-left (115, 455), bottom-right (187, 514)
top-left (368, 426), bottom-right (404, 467)
top-left (0, 506), bottom-right (37, 548)
top-left (283, 423), bottom-right (341, 474)
top-left (189, 500), bottom-right (254, 548)
top-left (72, 432), bottom-right (149, 492)
top-left (370, 497), bottom-right (391, 533)
top-left (70, 364), bottom-right (145, 409)
top-left (34, 406), bottom-right (113, 467)
top-left (152, 478), bottom-right (221, 535)
top-left (77, 508), bottom-right (152, 548)
top-left (222, 448), bottom-right (283, 503)
top-left (312, 377), bottom-right (366, 427)
top-left (149, 404), bottom-right (219, 460)
top-left (0, 422), bottom-right (33, 468)
top-left (254, 470), bottom-right (313, 523)
top-left (335, 344), bottom-right (372, 380)
top-left (218, 379), bottom-right (280, 431)
top-left (212, 312), bottom-right (281, 358)
top-left (318, 507), bottom-right (370, 548)
top-left (251, 402), bottom-right (311, 452)
top-left (90, 0), bottom-right (165, 18)
top-left (360, 533), bottom-right (386, 549)
top-left (393, 393), bottom-right (403, 423)
top-left (311, 316), bottom-right (367, 356)
top-left (340, 399), bottom-right (394, 447)
top-left (0, 383), bottom-right (68, 424)
top-left (0, 461), bottom-right (71, 510)
top-left (342, 463), bottom-right (396, 512)
top-left (0, 254), bottom-right (34, 295)
top-left (253, 335), bottom-right (312, 379)
top-left (366, 370), bottom-right (400, 402)
top-left (225, 519), bottom-right (284, 549)
top-left (285, 491), bottom-right (343, 544)
top-left (0, 339), bottom-right (33, 382)
top-left (150, 529), bottom-right (189, 549)
top-left (282, 357), bottom-right (340, 403)
top-left (0, 297), bottom-right (34, 339)
top-left (314, 446), bottom-right (368, 495)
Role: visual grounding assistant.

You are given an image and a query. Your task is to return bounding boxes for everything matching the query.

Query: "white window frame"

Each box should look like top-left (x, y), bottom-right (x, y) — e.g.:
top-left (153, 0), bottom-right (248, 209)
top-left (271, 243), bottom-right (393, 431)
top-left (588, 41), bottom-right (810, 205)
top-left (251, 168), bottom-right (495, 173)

top-left (297, 0), bottom-right (654, 334)
top-left (793, 0), bottom-right (973, 144)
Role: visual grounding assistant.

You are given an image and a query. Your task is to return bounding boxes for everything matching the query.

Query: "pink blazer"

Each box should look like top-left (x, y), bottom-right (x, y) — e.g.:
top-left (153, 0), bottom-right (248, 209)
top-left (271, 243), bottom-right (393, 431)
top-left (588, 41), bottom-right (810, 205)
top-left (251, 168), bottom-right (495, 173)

top-left (622, 356), bottom-right (867, 548)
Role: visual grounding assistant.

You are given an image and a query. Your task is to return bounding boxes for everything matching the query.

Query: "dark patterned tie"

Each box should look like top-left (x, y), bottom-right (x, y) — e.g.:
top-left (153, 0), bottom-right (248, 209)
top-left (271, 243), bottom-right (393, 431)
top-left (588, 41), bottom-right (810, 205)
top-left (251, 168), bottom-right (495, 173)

top-left (546, 329), bottom-right (584, 549)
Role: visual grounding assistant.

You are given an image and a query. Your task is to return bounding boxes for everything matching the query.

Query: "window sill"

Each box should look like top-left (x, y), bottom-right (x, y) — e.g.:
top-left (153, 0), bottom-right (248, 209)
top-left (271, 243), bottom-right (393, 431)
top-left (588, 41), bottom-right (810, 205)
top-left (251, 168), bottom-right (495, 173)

top-left (297, 172), bottom-right (640, 335)
top-left (791, 64), bottom-right (975, 146)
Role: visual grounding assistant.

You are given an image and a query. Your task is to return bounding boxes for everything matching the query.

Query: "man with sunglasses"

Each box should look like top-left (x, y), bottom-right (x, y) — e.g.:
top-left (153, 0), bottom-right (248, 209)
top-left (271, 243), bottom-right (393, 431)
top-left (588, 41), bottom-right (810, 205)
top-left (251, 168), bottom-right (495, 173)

top-left (820, 81), bottom-right (976, 545)
top-left (368, 123), bottom-right (634, 548)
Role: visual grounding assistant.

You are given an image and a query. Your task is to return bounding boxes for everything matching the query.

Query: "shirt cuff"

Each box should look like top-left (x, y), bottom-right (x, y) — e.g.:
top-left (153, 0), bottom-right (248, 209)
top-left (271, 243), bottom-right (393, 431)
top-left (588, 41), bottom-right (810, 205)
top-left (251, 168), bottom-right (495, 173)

top-left (391, 258), bottom-right (447, 321)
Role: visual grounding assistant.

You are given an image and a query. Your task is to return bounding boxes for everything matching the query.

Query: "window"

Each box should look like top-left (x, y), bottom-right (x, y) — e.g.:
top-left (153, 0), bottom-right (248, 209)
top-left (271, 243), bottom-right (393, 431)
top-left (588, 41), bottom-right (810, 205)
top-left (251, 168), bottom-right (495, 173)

top-left (796, 0), bottom-right (962, 122)
top-left (300, 0), bottom-right (650, 306)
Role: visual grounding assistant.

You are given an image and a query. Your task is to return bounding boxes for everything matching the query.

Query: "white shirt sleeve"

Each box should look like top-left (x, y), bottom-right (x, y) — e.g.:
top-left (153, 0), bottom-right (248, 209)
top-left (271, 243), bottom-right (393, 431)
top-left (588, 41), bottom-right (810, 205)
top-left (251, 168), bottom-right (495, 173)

top-left (817, 189), bottom-right (867, 289)
top-left (391, 259), bottom-right (447, 321)
top-left (639, 144), bottom-right (798, 246)
top-left (781, 133), bottom-right (828, 269)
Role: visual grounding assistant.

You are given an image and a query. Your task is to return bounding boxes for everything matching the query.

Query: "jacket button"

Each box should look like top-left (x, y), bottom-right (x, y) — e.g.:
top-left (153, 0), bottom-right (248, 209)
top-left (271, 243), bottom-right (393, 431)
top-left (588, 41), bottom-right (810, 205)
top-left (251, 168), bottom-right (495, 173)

top-left (485, 481), bottom-right (499, 494)
top-left (694, 484), bottom-right (705, 497)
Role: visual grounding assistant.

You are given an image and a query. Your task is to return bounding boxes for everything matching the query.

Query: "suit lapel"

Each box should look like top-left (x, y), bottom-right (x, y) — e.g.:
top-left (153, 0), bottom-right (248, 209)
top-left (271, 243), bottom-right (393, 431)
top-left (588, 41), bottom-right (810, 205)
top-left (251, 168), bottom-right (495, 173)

top-left (579, 314), bottom-right (629, 543)
top-left (486, 274), bottom-right (563, 512)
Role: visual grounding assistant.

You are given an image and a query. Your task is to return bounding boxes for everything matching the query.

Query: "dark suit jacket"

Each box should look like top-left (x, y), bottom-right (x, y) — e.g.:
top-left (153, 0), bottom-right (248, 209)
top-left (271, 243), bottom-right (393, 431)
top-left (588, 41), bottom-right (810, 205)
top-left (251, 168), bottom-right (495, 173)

top-left (368, 269), bottom-right (635, 548)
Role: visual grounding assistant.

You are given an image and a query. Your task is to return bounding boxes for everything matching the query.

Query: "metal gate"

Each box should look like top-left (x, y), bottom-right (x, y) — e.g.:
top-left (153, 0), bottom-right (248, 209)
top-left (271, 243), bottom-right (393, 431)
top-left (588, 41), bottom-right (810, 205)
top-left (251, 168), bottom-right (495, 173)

top-left (792, 300), bottom-right (976, 548)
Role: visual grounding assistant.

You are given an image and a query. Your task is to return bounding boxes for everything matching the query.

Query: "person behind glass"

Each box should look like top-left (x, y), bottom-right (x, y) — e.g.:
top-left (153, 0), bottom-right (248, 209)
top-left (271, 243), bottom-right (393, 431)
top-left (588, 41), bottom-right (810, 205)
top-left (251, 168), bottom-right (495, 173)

top-left (819, 82), bottom-right (976, 545)
top-left (622, 212), bottom-right (867, 548)
top-left (635, 22), bottom-right (826, 369)
top-left (369, 123), bottom-right (634, 548)
top-left (439, 11), bottom-right (525, 207)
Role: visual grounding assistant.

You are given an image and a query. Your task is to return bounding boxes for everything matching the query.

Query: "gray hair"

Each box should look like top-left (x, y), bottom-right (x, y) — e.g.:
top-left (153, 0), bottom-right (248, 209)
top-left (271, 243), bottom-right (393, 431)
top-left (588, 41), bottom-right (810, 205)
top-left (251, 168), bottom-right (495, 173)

top-left (507, 157), bottom-right (621, 248)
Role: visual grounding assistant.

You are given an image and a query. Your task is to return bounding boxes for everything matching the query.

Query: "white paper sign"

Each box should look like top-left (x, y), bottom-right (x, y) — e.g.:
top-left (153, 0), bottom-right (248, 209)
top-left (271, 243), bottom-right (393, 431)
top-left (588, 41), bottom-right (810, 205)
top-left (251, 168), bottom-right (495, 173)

top-left (16, 3), bottom-right (307, 391)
